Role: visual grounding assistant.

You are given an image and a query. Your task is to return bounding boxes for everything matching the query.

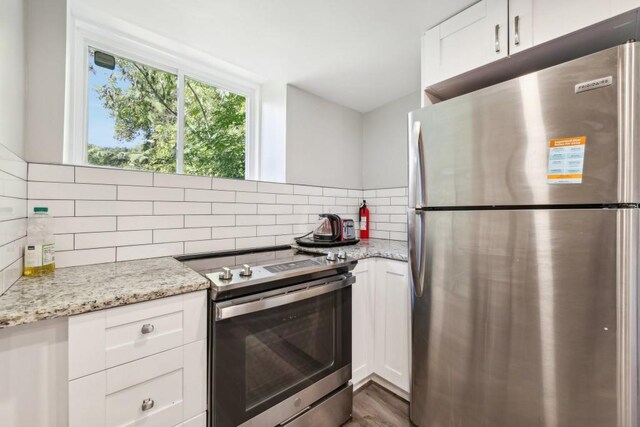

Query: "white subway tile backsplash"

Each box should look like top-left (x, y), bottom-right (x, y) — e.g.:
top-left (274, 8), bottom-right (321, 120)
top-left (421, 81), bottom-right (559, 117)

top-left (257, 224), bottom-right (292, 236)
top-left (117, 215), bottom-right (183, 231)
top-left (390, 196), bottom-right (408, 205)
top-left (212, 203), bottom-right (256, 215)
top-left (0, 170), bottom-right (27, 198)
top-left (236, 215), bottom-right (276, 226)
top-left (154, 201), bottom-right (211, 215)
top-left (185, 215), bottom-right (235, 228)
top-left (54, 216), bottom-right (116, 234)
top-left (0, 218), bottom-right (26, 247)
top-left (19, 162), bottom-right (409, 268)
top-left (293, 185), bottom-right (322, 196)
top-left (308, 196), bottom-right (335, 205)
top-left (323, 188), bottom-right (348, 197)
top-left (376, 188), bottom-right (406, 197)
top-left (117, 242), bottom-right (183, 261)
top-left (76, 166), bottom-right (153, 186)
top-left (118, 185), bottom-right (183, 201)
top-left (257, 182), bottom-right (293, 194)
top-left (56, 248), bottom-right (116, 268)
top-left (211, 226), bottom-right (256, 239)
top-left (154, 227), bottom-right (210, 243)
top-left (76, 201), bottom-right (153, 216)
top-left (75, 230), bottom-right (152, 249)
top-left (236, 236), bottom-right (275, 250)
top-left (276, 214), bottom-right (309, 225)
top-left (28, 200), bottom-right (74, 217)
top-left (212, 177), bottom-right (257, 192)
top-left (2, 257), bottom-right (22, 294)
top-left (186, 189), bottom-right (235, 203)
top-left (0, 237), bottom-right (25, 270)
top-left (276, 194), bottom-right (308, 205)
top-left (370, 230), bottom-right (390, 239)
top-left (29, 182), bottom-right (116, 200)
top-left (184, 238), bottom-right (235, 254)
top-left (236, 192), bottom-right (275, 204)
top-left (0, 145), bottom-right (27, 180)
top-left (293, 205), bottom-right (322, 214)
top-left (257, 204), bottom-right (292, 215)
top-left (55, 234), bottom-right (74, 251)
top-left (154, 173), bottom-right (210, 189)
top-left (28, 163), bottom-right (75, 183)
top-left (377, 222), bottom-right (407, 232)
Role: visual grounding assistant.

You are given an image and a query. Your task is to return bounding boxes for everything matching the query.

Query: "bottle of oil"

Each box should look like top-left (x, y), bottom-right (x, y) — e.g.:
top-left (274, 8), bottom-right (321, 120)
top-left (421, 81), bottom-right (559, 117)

top-left (23, 207), bottom-right (55, 276)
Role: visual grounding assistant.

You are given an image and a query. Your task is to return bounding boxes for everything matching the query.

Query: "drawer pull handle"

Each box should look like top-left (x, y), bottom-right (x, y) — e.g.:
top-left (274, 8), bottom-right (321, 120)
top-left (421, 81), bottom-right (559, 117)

top-left (141, 324), bottom-right (155, 334)
top-left (141, 398), bottom-right (154, 411)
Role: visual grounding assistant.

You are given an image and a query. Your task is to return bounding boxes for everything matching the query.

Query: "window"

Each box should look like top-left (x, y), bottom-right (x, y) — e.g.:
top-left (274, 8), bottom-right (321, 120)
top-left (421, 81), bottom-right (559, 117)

top-left (84, 47), bottom-right (250, 179)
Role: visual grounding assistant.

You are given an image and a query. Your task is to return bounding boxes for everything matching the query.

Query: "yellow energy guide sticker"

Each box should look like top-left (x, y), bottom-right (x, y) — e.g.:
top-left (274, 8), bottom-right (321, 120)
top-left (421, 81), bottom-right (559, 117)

top-left (547, 136), bottom-right (586, 184)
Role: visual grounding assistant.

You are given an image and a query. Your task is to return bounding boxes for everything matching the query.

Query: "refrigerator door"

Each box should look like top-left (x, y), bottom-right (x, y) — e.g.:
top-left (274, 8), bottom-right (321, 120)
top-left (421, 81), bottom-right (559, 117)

top-left (411, 208), bottom-right (638, 427)
top-left (408, 42), bottom-right (640, 208)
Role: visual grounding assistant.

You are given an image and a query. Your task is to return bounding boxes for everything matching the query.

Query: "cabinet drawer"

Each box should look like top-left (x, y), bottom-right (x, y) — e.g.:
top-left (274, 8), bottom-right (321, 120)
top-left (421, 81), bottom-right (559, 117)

top-left (106, 309), bottom-right (184, 368)
top-left (69, 340), bottom-right (207, 427)
top-left (69, 290), bottom-right (207, 380)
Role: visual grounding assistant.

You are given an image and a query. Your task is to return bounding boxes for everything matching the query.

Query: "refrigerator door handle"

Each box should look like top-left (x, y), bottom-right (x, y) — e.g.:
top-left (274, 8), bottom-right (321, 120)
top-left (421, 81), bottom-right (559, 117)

top-left (408, 119), bottom-right (427, 297)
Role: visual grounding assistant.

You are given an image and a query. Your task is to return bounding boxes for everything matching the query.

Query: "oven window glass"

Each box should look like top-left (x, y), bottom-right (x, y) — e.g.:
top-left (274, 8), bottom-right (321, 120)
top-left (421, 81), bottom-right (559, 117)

top-left (244, 293), bottom-right (336, 410)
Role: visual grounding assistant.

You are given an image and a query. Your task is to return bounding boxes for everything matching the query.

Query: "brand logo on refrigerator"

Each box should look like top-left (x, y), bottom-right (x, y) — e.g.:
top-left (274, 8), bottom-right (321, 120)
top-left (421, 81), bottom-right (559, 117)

top-left (575, 76), bottom-right (613, 93)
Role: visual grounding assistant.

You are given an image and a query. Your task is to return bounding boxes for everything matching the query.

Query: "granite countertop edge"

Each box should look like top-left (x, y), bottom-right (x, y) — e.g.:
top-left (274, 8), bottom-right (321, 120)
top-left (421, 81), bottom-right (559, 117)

top-left (0, 257), bottom-right (210, 330)
top-left (291, 238), bottom-right (408, 262)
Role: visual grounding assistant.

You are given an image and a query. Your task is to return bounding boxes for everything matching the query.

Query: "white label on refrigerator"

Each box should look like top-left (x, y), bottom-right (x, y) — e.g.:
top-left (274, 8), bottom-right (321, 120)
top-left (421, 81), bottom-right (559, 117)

top-left (547, 136), bottom-right (586, 184)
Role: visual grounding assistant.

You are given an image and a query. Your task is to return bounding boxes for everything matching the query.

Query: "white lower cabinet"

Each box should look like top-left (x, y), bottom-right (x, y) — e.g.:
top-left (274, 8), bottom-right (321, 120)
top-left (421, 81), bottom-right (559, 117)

top-left (352, 258), bottom-right (411, 395)
top-left (68, 291), bottom-right (208, 427)
top-left (351, 259), bottom-right (374, 385)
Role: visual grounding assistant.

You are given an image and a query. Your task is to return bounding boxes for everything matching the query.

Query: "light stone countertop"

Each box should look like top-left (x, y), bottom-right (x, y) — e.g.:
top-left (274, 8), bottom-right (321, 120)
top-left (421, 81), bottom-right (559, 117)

top-left (291, 238), bottom-right (408, 262)
top-left (0, 257), bottom-right (209, 329)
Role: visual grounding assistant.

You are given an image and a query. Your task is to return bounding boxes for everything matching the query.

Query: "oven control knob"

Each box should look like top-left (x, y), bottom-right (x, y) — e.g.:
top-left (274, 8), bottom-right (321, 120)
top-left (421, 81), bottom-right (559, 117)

top-left (337, 251), bottom-right (347, 260)
top-left (219, 267), bottom-right (233, 280)
top-left (326, 252), bottom-right (336, 261)
top-left (239, 264), bottom-right (253, 277)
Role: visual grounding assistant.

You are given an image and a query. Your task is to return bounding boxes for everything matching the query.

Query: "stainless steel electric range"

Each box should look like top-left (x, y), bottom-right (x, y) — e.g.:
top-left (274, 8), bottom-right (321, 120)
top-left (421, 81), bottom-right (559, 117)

top-left (179, 246), bottom-right (357, 427)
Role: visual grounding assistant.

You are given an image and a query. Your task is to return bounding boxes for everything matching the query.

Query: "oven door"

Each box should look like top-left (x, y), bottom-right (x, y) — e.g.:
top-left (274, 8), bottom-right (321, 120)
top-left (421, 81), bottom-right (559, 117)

top-left (211, 274), bottom-right (353, 427)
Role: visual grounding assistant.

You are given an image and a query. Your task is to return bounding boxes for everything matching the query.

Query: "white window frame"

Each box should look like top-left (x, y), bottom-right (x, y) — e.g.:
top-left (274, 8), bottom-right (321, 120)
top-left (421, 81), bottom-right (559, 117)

top-left (66, 15), bottom-right (261, 179)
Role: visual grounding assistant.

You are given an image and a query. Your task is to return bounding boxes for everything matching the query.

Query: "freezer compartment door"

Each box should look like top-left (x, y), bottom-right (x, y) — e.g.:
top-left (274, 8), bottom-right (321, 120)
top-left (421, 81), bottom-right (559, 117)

top-left (410, 43), bottom-right (640, 207)
top-left (411, 208), bottom-right (638, 427)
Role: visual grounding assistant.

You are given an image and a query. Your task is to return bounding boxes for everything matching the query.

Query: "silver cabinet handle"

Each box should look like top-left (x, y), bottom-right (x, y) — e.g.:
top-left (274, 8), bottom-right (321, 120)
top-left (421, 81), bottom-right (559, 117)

top-left (495, 24), bottom-right (500, 52)
top-left (141, 398), bottom-right (154, 411)
top-left (140, 323), bottom-right (154, 334)
top-left (514, 15), bottom-right (520, 45)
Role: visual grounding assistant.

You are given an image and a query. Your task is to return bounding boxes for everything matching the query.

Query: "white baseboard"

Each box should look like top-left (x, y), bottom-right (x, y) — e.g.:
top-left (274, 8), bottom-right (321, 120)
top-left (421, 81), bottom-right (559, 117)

top-left (352, 373), bottom-right (410, 402)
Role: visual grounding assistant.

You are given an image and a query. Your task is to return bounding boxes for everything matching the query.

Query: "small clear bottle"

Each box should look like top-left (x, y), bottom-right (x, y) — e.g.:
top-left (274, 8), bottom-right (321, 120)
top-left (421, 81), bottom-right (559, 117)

top-left (23, 207), bottom-right (55, 276)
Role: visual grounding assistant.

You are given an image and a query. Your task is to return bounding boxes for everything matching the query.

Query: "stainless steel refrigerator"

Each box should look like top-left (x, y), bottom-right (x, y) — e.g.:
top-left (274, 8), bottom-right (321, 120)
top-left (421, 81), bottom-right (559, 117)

top-left (408, 42), bottom-right (639, 427)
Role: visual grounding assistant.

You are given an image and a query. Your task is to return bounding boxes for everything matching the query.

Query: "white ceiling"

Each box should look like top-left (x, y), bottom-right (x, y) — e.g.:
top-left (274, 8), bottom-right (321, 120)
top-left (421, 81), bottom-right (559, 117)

top-left (77, 0), bottom-right (476, 112)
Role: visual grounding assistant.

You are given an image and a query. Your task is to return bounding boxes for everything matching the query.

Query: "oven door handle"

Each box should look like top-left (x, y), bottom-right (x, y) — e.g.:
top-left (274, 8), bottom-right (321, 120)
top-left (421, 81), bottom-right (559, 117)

top-left (215, 275), bottom-right (355, 321)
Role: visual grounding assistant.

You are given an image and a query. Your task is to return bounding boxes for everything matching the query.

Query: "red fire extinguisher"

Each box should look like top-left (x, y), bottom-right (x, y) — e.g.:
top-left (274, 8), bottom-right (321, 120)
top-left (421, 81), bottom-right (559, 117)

top-left (359, 200), bottom-right (370, 239)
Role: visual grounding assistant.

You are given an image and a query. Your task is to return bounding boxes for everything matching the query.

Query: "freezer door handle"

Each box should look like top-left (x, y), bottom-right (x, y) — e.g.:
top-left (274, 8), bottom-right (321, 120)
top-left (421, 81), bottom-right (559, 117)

top-left (408, 119), bottom-right (427, 297)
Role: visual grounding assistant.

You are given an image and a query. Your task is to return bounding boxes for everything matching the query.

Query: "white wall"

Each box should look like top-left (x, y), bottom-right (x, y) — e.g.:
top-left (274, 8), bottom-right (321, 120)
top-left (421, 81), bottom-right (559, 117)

top-left (362, 92), bottom-right (420, 189)
top-left (286, 85), bottom-right (363, 188)
top-left (24, 0), bottom-right (67, 164)
top-left (0, 0), bottom-right (25, 158)
top-left (259, 82), bottom-right (287, 183)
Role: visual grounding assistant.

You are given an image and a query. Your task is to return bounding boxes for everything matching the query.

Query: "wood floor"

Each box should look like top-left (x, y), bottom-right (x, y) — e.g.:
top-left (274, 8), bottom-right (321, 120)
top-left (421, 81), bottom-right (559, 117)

top-left (343, 383), bottom-right (412, 426)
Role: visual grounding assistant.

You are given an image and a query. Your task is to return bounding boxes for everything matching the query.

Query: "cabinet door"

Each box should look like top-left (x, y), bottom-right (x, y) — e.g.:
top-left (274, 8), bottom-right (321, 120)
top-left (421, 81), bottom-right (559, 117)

top-left (373, 260), bottom-right (411, 393)
top-left (421, 0), bottom-right (508, 88)
top-left (351, 259), bottom-right (374, 385)
top-left (512, 0), bottom-right (613, 54)
top-left (612, 0), bottom-right (640, 14)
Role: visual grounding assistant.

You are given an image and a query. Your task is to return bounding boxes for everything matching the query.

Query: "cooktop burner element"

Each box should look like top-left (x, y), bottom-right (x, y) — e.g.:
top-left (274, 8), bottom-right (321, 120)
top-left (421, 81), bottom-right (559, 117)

top-left (177, 246), bottom-right (357, 301)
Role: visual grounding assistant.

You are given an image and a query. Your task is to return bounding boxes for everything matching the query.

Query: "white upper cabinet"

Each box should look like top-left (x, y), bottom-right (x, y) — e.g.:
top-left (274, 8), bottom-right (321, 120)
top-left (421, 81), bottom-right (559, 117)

top-left (423, 0), bottom-right (640, 90)
top-left (422, 0), bottom-right (508, 89)
top-left (509, 0), bottom-right (639, 55)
